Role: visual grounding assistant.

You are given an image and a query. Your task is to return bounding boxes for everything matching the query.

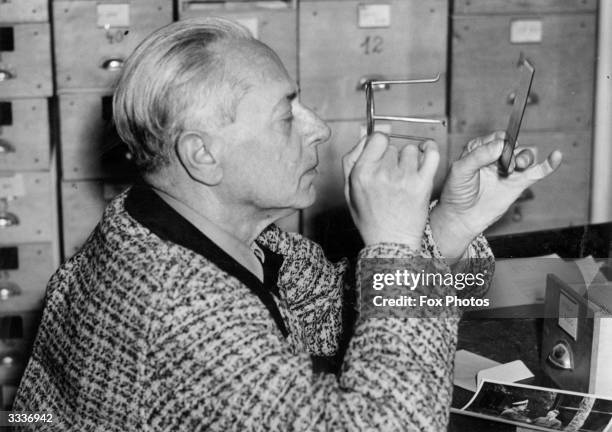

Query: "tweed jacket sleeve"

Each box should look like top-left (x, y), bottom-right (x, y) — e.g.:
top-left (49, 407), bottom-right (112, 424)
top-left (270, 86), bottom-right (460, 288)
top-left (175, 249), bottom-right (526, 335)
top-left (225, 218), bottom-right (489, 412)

top-left (148, 232), bottom-right (494, 431)
top-left (256, 217), bottom-right (495, 358)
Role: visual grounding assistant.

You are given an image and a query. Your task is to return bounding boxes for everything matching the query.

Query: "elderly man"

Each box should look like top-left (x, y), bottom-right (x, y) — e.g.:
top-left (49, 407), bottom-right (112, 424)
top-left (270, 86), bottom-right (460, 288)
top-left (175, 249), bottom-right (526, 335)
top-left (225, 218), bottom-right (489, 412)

top-left (14, 18), bottom-right (560, 431)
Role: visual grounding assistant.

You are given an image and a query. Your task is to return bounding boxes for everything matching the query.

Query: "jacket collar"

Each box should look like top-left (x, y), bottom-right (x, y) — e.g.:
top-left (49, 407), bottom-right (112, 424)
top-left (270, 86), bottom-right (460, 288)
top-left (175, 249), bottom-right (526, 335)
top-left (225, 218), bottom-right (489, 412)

top-left (125, 183), bottom-right (288, 337)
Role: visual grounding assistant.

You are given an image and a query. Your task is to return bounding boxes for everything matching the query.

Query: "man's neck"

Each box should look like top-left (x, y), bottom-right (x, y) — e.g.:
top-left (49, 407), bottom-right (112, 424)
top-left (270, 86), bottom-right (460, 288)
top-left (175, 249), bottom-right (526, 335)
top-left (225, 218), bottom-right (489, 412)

top-left (150, 185), bottom-right (274, 281)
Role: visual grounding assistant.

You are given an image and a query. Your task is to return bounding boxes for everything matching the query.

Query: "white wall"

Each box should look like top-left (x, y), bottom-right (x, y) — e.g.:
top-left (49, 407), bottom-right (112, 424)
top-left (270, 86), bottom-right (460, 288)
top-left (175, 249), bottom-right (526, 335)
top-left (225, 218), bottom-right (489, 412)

top-left (592, 0), bottom-right (612, 223)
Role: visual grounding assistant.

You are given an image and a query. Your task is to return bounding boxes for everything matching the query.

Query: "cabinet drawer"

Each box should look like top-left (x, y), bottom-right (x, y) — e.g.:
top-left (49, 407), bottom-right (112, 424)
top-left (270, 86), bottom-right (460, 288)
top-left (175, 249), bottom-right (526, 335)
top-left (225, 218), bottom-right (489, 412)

top-left (0, 244), bottom-right (54, 313)
top-left (0, 172), bottom-right (55, 243)
top-left (303, 119), bottom-right (448, 238)
top-left (0, 0), bottom-right (49, 23)
top-left (450, 14), bottom-right (596, 134)
top-left (0, 98), bottom-right (50, 171)
top-left (449, 131), bottom-right (591, 236)
top-left (61, 180), bottom-right (129, 257)
top-left (453, 0), bottom-right (597, 15)
top-left (0, 23), bottom-right (53, 98)
top-left (59, 93), bottom-right (136, 180)
top-left (53, 0), bottom-right (173, 91)
top-left (178, 0), bottom-right (297, 80)
top-left (299, 0), bottom-right (447, 121)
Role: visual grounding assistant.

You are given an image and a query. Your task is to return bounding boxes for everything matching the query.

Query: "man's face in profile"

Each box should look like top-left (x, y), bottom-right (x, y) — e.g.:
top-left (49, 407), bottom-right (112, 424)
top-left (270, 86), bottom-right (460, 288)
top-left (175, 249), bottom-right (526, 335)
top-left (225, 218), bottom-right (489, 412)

top-left (213, 40), bottom-right (331, 216)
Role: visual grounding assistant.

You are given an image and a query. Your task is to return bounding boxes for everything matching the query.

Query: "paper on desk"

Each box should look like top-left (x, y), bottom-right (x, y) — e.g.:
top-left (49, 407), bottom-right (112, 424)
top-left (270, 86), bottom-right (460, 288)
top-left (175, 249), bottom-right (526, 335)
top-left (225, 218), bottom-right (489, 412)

top-left (476, 360), bottom-right (534, 387)
top-left (454, 349), bottom-right (500, 392)
top-left (575, 255), bottom-right (607, 287)
top-left (488, 254), bottom-right (590, 308)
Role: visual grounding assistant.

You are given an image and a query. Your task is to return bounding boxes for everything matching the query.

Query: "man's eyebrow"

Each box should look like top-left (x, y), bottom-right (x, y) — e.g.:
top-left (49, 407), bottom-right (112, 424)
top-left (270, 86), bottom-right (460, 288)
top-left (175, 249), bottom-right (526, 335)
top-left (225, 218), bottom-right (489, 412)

top-left (287, 90), bottom-right (298, 102)
top-left (273, 90), bottom-right (299, 112)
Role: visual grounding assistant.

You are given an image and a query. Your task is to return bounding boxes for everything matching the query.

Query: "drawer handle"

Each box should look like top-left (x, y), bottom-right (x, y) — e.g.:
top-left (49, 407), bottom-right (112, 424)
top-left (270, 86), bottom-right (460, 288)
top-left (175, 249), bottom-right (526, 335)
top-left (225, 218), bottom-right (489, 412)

top-left (0, 139), bottom-right (15, 154)
top-left (101, 58), bottom-right (124, 72)
top-left (357, 75), bottom-right (390, 92)
top-left (0, 281), bottom-right (21, 301)
top-left (0, 199), bottom-right (19, 228)
top-left (1, 355), bottom-right (15, 367)
top-left (0, 69), bottom-right (15, 82)
top-left (507, 91), bottom-right (539, 106)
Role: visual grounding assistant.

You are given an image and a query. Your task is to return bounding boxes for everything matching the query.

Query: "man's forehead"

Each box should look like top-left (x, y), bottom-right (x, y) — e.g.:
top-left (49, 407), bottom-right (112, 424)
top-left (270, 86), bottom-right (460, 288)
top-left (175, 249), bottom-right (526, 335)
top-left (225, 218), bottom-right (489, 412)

top-left (222, 39), bottom-right (291, 82)
top-left (222, 40), bottom-right (297, 108)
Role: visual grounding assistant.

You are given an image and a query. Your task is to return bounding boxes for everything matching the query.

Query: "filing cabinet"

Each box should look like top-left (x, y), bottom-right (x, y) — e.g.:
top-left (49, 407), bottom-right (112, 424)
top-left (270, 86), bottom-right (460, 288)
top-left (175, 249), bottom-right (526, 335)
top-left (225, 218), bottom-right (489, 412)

top-left (0, 311), bottom-right (42, 407)
top-left (61, 180), bottom-right (129, 257)
top-left (304, 119), bottom-right (448, 238)
top-left (0, 172), bottom-right (56, 244)
top-left (0, 0), bottom-right (49, 23)
top-left (450, 13), bottom-right (597, 135)
top-left (449, 0), bottom-right (597, 236)
top-left (53, 0), bottom-right (173, 91)
top-left (450, 131), bottom-right (591, 236)
top-left (0, 0), bottom-right (56, 412)
top-left (0, 23), bottom-right (53, 98)
top-left (453, 0), bottom-right (597, 15)
top-left (0, 244), bottom-right (55, 313)
top-left (299, 0), bottom-right (447, 121)
top-left (178, 0), bottom-right (298, 80)
top-left (59, 93), bottom-right (136, 180)
top-left (0, 98), bottom-right (50, 171)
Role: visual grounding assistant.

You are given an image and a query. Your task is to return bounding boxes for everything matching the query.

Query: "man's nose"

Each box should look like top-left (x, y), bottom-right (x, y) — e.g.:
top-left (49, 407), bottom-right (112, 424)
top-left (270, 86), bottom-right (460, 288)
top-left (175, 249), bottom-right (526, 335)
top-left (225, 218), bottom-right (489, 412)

top-left (298, 105), bottom-right (331, 146)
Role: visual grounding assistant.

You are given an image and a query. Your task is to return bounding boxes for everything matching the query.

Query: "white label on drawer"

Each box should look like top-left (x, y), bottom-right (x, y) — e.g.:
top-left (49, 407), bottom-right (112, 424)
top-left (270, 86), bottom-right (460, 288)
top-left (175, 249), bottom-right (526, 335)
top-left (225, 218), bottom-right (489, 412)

top-left (510, 19), bottom-right (543, 44)
top-left (0, 174), bottom-right (25, 199)
top-left (97, 4), bottom-right (131, 28)
top-left (359, 123), bottom-right (392, 137)
top-left (358, 4), bottom-right (391, 29)
top-left (236, 17), bottom-right (259, 39)
top-left (558, 292), bottom-right (579, 340)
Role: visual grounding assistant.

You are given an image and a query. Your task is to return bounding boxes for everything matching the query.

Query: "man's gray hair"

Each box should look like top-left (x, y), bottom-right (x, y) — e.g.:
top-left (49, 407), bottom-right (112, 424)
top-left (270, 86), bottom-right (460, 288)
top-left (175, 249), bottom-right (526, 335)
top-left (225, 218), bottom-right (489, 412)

top-left (113, 17), bottom-right (254, 173)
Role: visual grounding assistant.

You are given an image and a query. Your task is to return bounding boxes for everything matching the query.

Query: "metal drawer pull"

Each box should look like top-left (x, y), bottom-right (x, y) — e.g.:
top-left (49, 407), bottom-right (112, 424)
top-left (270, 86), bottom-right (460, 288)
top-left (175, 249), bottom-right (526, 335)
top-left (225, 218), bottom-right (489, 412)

top-left (1, 355), bottom-right (16, 367)
top-left (0, 139), bottom-right (15, 154)
top-left (547, 340), bottom-right (574, 370)
top-left (101, 58), bottom-right (124, 71)
top-left (0, 198), bottom-right (19, 228)
top-left (0, 281), bottom-right (21, 301)
top-left (507, 90), bottom-right (539, 106)
top-left (0, 69), bottom-right (14, 81)
top-left (357, 75), bottom-right (390, 91)
top-left (364, 74), bottom-right (445, 141)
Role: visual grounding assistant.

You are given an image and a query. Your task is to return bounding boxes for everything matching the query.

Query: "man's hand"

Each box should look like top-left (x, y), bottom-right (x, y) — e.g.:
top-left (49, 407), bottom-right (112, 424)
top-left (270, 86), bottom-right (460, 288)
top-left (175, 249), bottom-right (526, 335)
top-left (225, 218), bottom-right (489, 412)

top-left (343, 133), bottom-right (440, 250)
top-left (430, 131), bottom-right (563, 261)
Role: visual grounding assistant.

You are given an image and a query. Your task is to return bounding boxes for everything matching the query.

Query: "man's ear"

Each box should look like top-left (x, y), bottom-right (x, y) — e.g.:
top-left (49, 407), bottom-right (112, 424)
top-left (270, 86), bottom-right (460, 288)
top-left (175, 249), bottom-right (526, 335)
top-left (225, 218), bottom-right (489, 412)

top-left (175, 131), bottom-right (223, 185)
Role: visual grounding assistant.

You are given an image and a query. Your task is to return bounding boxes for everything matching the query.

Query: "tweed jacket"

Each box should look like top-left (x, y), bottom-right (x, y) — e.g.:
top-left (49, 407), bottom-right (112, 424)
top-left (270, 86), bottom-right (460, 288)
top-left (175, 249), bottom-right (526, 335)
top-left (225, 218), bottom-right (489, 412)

top-left (14, 185), bottom-right (494, 431)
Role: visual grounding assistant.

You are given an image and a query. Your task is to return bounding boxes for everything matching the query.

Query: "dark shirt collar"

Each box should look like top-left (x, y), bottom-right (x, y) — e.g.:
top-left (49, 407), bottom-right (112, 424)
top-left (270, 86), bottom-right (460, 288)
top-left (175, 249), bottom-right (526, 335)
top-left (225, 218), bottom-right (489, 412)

top-left (125, 183), bottom-right (288, 337)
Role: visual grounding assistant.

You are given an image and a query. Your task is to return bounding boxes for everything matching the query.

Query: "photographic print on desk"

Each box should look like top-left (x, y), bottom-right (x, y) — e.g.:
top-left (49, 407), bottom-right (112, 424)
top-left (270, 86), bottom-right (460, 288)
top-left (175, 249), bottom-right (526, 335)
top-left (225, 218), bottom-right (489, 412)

top-left (452, 379), bottom-right (612, 432)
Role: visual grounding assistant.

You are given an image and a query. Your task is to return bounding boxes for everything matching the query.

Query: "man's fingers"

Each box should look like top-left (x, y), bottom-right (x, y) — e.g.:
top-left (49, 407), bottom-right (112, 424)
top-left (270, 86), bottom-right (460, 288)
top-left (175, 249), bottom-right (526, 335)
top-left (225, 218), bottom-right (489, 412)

top-left (355, 132), bottom-right (389, 165)
top-left (462, 130), bottom-right (506, 156)
top-left (342, 135), bottom-right (368, 177)
top-left (524, 150), bottom-right (563, 181)
top-left (513, 148), bottom-right (536, 171)
top-left (399, 143), bottom-right (419, 172)
top-left (456, 138), bottom-right (504, 175)
top-left (418, 140), bottom-right (440, 180)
